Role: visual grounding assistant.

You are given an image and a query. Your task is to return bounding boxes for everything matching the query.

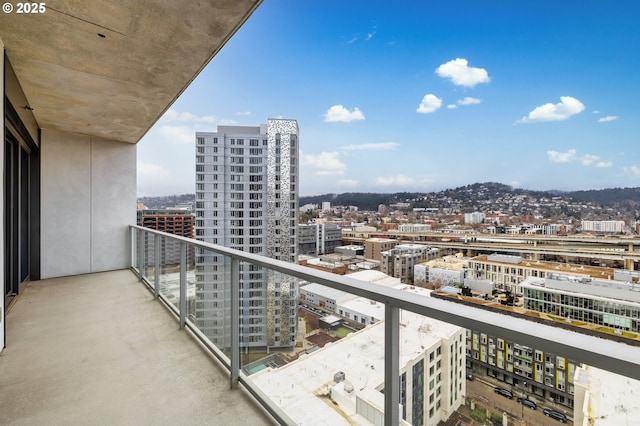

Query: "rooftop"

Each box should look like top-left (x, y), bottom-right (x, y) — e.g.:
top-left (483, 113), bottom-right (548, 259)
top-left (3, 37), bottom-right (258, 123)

top-left (251, 310), bottom-right (460, 425)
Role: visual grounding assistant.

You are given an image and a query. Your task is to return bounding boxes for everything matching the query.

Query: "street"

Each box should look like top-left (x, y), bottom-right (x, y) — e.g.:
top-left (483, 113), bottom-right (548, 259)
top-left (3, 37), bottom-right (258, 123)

top-left (465, 377), bottom-right (573, 426)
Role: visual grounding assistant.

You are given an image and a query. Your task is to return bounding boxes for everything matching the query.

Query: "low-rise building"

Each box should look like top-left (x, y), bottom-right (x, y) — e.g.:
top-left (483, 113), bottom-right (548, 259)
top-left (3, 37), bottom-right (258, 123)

top-left (414, 253), bottom-right (468, 287)
top-left (573, 365), bottom-right (640, 426)
top-left (253, 300), bottom-right (465, 425)
top-left (521, 274), bottom-right (640, 333)
top-left (467, 254), bottom-right (614, 295)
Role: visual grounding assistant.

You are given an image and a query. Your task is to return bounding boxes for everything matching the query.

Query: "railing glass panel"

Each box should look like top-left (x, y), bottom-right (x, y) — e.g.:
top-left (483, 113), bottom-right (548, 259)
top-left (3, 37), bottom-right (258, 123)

top-left (129, 225), bottom-right (640, 426)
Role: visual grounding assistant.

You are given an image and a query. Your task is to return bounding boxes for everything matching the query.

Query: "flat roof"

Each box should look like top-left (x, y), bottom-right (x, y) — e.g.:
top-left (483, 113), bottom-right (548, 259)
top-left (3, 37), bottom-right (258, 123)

top-left (251, 311), bottom-right (461, 425)
top-left (340, 284), bottom-right (432, 320)
top-left (575, 365), bottom-right (640, 425)
top-left (301, 283), bottom-right (355, 304)
top-left (471, 254), bottom-right (613, 279)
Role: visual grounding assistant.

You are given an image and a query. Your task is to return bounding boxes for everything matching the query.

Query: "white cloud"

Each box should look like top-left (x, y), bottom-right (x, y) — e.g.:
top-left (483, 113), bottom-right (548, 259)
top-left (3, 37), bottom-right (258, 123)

top-left (510, 180), bottom-right (521, 188)
top-left (417, 94), bottom-right (442, 114)
top-left (137, 161), bottom-right (171, 179)
top-left (377, 175), bottom-right (416, 186)
top-left (598, 116), bottom-right (619, 123)
top-left (236, 111), bottom-right (252, 116)
top-left (323, 105), bottom-right (366, 123)
top-left (581, 154), bottom-right (599, 166)
top-left (458, 97), bottom-right (482, 105)
top-left (592, 110), bottom-right (600, 114)
top-left (623, 165), bottom-right (640, 176)
top-left (162, 108), bottom-right (217, 123)
top-left (338, 179), bottom-right (359, 187)
top-left (157, 125), bottom-right (193, 144)
top-left (547, 149), bottom-right (577, 163)
top-left (548, 150), bottom-right (612, 168)
top-left (366, 28), bottom-right (376, 41)
top-left (300, 151), bottom-right (346, 175)
top-left (517, 96), bottom-right (585, 123)
top-left (447, 97), bottom-right (481, 110)
top-left (340, 142), bottom-right (399, 151)
top-left (435, 58), bottom-right (490, 87)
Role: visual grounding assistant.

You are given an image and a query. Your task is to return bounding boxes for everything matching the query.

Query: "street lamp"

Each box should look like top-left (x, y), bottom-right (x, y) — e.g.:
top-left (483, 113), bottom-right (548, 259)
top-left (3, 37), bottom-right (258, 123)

top-left (521, 381), bottom-right (527, 419)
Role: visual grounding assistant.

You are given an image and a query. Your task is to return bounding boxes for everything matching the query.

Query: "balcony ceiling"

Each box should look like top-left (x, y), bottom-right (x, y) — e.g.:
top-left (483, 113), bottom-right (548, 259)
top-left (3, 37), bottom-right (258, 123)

top-left (0, 0), bottom-right (262, 143)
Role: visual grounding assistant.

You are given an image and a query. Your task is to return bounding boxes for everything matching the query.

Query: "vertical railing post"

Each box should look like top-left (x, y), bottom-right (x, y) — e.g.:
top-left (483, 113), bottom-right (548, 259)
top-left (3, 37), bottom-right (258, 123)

top-left (137, 227), bottom-right (145, 280)
top-left (129, 226), bottom-right (135, 268)
top-left (179, 242), bottom-right (187, 328)
top-left (154, 234), bottom-right (160, 298)
top-left (230, 257), bottom-right (240, 389)
top-left (385, 303), bottom-right (400, 426)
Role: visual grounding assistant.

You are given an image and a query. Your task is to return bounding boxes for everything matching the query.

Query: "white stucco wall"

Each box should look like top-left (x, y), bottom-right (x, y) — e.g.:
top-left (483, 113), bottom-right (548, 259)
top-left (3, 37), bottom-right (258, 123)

top-left (40, 129), bottom-right (136, 278)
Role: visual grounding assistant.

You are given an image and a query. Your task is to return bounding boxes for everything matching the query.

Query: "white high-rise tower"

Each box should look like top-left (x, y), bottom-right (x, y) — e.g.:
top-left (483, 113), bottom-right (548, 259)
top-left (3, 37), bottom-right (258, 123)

top-left (194, 119), bottom-right (299, 349)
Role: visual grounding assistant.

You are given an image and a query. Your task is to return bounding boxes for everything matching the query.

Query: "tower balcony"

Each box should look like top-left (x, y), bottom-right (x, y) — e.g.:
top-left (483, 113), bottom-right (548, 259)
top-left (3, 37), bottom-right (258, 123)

top-left (4, 226), bottom-right (637, 425)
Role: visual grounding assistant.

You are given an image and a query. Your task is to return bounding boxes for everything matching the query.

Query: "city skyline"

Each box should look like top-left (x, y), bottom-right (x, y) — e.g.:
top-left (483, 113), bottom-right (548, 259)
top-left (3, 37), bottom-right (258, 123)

top-left (137, 1), bottom-right (639, 197)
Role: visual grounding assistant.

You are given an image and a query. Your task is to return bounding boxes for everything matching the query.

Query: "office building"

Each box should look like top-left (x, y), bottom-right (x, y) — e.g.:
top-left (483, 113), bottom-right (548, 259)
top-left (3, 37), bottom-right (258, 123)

top-left (521, 274), bottom-right (640, 333)
top-left (298, 223), bottom-right (343, 255)
top-left (137, 209), bottom-right (195, 265)
top-left (194, 120), bottom-right (299, 349)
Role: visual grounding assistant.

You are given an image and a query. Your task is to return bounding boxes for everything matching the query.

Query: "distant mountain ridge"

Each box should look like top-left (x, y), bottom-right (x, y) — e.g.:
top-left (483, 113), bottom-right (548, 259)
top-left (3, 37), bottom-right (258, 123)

top-left (137, 183), bottom-right (640, 214)
top-left (299, 182), bottom-right (640, 213)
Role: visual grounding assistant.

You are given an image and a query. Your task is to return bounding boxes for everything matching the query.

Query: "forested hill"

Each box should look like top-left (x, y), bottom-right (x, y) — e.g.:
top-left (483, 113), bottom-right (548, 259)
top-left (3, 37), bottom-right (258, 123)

top-left (299, 183), bottom-right (640, 213)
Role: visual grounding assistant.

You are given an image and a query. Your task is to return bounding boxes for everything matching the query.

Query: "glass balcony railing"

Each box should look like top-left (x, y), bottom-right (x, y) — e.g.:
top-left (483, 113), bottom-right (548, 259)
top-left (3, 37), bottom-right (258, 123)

top-left (130, 225), bottom-right (640, 426)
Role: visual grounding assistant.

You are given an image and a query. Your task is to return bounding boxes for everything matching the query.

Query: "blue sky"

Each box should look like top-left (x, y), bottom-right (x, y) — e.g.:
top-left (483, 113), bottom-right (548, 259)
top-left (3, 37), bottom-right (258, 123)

top-left (137, 1), bottom-right (640, 197)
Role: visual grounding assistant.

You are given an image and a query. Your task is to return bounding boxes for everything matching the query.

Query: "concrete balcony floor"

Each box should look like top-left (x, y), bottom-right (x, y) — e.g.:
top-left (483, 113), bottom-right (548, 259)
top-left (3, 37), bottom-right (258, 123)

top-left (0, 270), bottom-right (274, 426)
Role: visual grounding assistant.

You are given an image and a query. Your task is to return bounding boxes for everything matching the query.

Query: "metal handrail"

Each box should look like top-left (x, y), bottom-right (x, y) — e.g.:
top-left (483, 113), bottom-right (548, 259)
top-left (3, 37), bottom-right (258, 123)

top-left (129, 225), bottom-right (640, 425)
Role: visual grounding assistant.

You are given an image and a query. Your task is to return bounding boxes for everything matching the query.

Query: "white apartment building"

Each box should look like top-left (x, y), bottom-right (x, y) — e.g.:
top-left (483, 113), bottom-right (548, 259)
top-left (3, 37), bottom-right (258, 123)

top-left (194, 120), bottom-right (299, 349)
top-left (573, 366), bottom-right (640, 425)
top-left (414, 254), bottom-right (468, 287)
top-left (464, 212), bottom-right (485, 224)
top-left (398, 223), bottom-right (433, 233)
top-left (254, 289), bottom-right (465, 425)
top-left (581, 220), bottom-right (625, 234)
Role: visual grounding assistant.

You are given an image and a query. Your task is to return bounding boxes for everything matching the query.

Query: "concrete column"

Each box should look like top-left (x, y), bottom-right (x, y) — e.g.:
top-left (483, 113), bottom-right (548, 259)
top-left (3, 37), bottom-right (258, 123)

top-left (625, 258), bottom-right (634, 271)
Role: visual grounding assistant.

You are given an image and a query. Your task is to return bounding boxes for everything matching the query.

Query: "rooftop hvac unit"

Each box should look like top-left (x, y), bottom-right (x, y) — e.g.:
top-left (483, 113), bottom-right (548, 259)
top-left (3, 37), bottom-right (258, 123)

top-left (334, 371), bottom-right (345, 383)
top-left (344, 381), bottom-right (354, 393)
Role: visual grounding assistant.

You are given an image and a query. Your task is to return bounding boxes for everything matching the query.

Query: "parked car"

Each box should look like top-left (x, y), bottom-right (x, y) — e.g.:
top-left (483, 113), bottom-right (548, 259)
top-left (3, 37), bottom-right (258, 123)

top-left (493, 387), bottom-right (513, 399)
top-left (466, 373), bottom-right (474, 381)
top-left (543, 408), bottom-right (567, 423)
top-left (517, 397), bottom-right (537, 409)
